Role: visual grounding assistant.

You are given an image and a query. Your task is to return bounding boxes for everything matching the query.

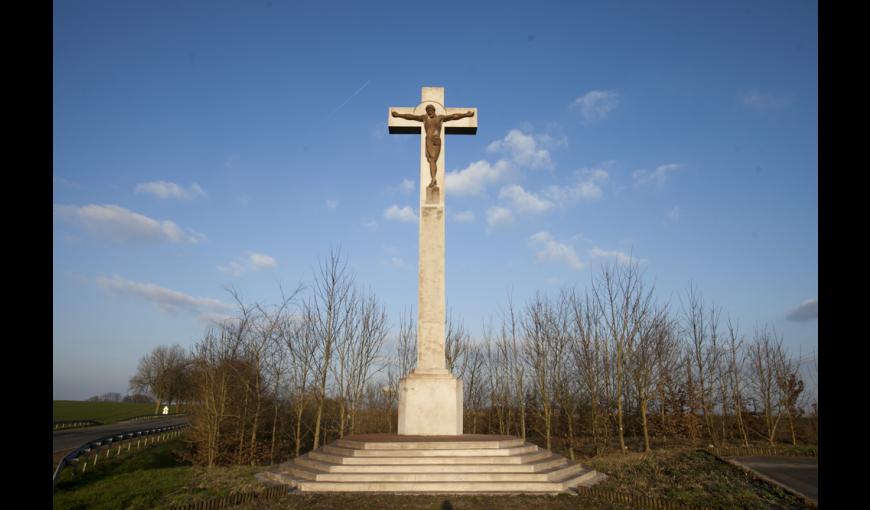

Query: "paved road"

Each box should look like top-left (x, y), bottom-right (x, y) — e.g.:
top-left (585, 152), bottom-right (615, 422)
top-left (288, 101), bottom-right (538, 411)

top-left (729, 456), bottom-right (818, 504)
top-left (53, 416), bottom-right (189, 453)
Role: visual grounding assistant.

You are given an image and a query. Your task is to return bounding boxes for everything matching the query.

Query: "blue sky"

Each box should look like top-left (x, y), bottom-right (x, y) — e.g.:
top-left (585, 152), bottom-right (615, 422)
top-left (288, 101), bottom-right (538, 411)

top-left (53, 0), bottom-right (818, 400)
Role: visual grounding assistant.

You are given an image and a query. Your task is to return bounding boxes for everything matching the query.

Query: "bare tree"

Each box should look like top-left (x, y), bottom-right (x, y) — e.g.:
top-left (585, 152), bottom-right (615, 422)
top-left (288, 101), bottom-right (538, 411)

top-left (628, 305), bottom-right (670, 452)
top-left (344, 289), bottom-right (388, 435)
top-left (130, 344), bottom-right (190, 414)
top-left (499, 292), bottom-right (526, 439)
top-left (592, 260), bottom-right (652, 453)
top-left (726, 318), bottom-right (750, 447)
top-left (747, 324), bottom-right (784, 446)
top-left (445, 308), bottom-right (468, 376)
top-left (682, 284), bottom-right (720, 446)
top-left (569, 289), bottom-right (605, 453)
top-left (310, 249), bottom-right (354, 450)
top-left (775, 348), bottom-right (804, 446)
top-left (287, 302), bottom-right (318, 457)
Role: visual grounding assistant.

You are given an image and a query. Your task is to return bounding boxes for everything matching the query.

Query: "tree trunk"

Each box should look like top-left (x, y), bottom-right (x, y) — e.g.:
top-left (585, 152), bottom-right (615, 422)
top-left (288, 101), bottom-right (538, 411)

top-left (640, 396), bottom-right (650, 452)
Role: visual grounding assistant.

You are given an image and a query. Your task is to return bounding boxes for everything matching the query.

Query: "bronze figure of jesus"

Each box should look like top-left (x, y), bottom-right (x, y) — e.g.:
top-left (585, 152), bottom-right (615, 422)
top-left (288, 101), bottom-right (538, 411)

top-left (391, 105), bottom-right (475, 188)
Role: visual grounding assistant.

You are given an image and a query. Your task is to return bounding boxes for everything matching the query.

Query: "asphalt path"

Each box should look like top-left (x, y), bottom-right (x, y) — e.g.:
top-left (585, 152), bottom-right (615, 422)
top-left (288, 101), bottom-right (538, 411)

top-left (53, 416), bottom-right (189, 454)
top-left (729, 456), bottom-right (818, 504)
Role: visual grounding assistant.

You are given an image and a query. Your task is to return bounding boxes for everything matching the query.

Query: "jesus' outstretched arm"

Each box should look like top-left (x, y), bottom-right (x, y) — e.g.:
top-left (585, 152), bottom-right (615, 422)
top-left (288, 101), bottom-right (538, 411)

top-left (391, 111), bottom-right (427, 121)
top-left (441, 111), bottom-right (475, 122)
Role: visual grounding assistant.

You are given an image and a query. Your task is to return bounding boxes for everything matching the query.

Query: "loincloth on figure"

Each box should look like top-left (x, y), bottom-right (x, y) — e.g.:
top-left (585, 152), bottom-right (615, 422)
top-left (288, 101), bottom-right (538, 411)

top-left (426, 135), bottom-right (442, 161)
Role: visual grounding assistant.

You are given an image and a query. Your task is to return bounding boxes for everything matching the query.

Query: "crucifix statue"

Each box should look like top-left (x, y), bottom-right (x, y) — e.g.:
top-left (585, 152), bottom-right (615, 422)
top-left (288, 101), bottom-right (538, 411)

top-left (391, 106), bottom-right (475, 188)
top-left (387, 87), bottom-right (478, 435)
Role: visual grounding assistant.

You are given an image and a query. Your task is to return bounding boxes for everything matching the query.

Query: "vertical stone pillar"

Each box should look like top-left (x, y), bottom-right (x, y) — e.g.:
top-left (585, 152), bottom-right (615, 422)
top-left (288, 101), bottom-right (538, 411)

top-left (397, 87), bottom-right (463, 435)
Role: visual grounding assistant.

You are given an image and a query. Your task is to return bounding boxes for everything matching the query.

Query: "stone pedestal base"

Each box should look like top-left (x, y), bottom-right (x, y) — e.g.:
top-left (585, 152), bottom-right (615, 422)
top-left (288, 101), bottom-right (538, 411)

top-left (398, 370), bottom-right (463, 435)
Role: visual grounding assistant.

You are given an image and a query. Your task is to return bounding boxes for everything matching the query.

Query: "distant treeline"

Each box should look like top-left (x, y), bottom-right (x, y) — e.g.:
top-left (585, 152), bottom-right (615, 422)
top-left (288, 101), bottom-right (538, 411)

top-left (86, 392), bottom-right (155, 404)
top-left (130, 249), bottom-right (818, 467)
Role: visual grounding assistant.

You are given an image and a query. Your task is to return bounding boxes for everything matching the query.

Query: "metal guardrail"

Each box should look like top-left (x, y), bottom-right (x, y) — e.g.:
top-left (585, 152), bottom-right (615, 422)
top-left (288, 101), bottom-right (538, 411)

top-left (53, 420), bottom-right (102, 430)
top-left (52, 423), bottom-right (190, 487)
top-left (119, 413), bottom-right (186, 423)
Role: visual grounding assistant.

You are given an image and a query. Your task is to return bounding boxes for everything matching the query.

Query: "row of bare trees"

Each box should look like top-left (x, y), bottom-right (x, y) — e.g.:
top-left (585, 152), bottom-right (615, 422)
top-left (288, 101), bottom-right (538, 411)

top-left (130, 254), bottom-right (815, 467)
top-left (443, 262), bottom-right (816, 457)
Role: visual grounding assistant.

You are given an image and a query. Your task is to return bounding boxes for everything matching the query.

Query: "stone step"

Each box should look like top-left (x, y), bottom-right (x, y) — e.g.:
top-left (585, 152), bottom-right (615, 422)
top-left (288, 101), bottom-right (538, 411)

top-left (322, 444), bottom-right (538, 457)
top-left (303, 463), bottom-right (589, 483)
top-left (308, 449), bottom-right (551, 465)
top-left (335, 438), bottom-right (525, 450)
top-left (294, 455), bottom-right (567, 474)
top-left (294, 480), bottom-right (577, 493)
top-left (559, 468), bottom-right (606, 489)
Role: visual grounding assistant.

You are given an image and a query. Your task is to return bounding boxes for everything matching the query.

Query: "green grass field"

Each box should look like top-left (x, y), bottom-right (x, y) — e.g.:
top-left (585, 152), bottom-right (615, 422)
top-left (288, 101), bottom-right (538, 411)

top-left (53, 400), bottom-right (162, 424)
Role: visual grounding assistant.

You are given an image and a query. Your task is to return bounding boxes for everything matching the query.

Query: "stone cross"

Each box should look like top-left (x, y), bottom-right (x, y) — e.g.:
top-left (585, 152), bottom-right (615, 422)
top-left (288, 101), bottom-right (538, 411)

top-left (388, 86), bottom-right (477, 435)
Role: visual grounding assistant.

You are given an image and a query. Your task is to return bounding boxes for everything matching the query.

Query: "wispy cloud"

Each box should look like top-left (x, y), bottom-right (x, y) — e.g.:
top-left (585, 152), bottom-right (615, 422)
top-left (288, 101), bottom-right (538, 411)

top-left (96, 275), bottom-right (234, 320)
top-left (399, 179), bottom-right (414, 193)
top-left (571, 90), bottom-right (621, 122)
top-left (667, 206), bottom-right (681, 223)
top-left (361, 218), bottom-right (379, 229)
top-left (786, 298), bottom-right (817, 322)
top-left (544, 166), bottom-right (610, 203)
top-left (218, 252), bottom-right (278, 276)
top-left (388, 257), bottom-right (407, 269)
top-left (54, 175), bottom-right (80, 188)
top-left (325, 200), bottom-right (338, 210)
top-left (383, 205), bottom-right (418, 223)
top-left (486, 206), bottom-right (514, 227)
top-left (633, 163), bottom-right (681, 188)
top-left (54, 204), bottom-right (205, 243)
top-left (135, 181), bottom-right (207, 200)
top-left (530, 232), bottom-right (584, 270)
top-left (451, 210), bottom-right (476, 223)
top-left (588, 246), bottom-right (642, 266)
top-left (740, 90), bottom-right (795, 112)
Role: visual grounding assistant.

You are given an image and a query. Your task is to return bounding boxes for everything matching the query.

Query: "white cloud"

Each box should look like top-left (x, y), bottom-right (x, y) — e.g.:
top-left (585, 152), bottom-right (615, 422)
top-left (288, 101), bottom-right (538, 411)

top-left (388, 257), bottom-right (407, 269)
top-left (135, 181), bottom-right (207, 200)
top-left (249, 252), bottom-right (277, 269)
top-left (487, 130), bottom-right (553, 169)
top-left (218, 252), bottom-right (277, 275)
top-left (383, 205), bottom-right (418, 223)
top-left (571, 90), bottom-right (621, 121)
top-left (399, 179), bottom-right (415, 193)
top-left (445, 159), bottom-right (510, 196)
top-left (53, 175), bottom-right (80, 188)
top-left (530, 232), bottom-right (584, 270)
top-left (632, 163), bottom-right (681, 188)
top-left (361, 218), bottom-right (379, 229)
top-left (451, 210), bottom-right (476, 223)
top-left (588, 246), bottom-right (639, 266)
top-left (217, 261), bottom-right (246, 276)
top-left (326, 200), bottom-right (338, 209)
top-left (544, 167), bottom-right (610, 203)
top-left (667, 206), bottom-right (681, 223)
top-left (96, 275), bottom-right (234, 319)
top-left (54, 204), bottom-right (205, 243)
top-left (786, 298), bottom-right (818, 322)
top-left (498, 185), bottom-right (554, 214)
top-left (486, 206), bottom-right (514, 227)
top-left (740, 90), bottom-right (795, 112)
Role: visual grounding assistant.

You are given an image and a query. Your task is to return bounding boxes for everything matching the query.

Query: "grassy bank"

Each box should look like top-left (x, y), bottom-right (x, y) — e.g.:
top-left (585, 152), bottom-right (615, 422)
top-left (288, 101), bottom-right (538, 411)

top-left (53, 439), bottom-right (266, 510)
top-left (53, 400), bottom-right (161, 424)
top-left (53, 436), bottom-right (815, 509)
